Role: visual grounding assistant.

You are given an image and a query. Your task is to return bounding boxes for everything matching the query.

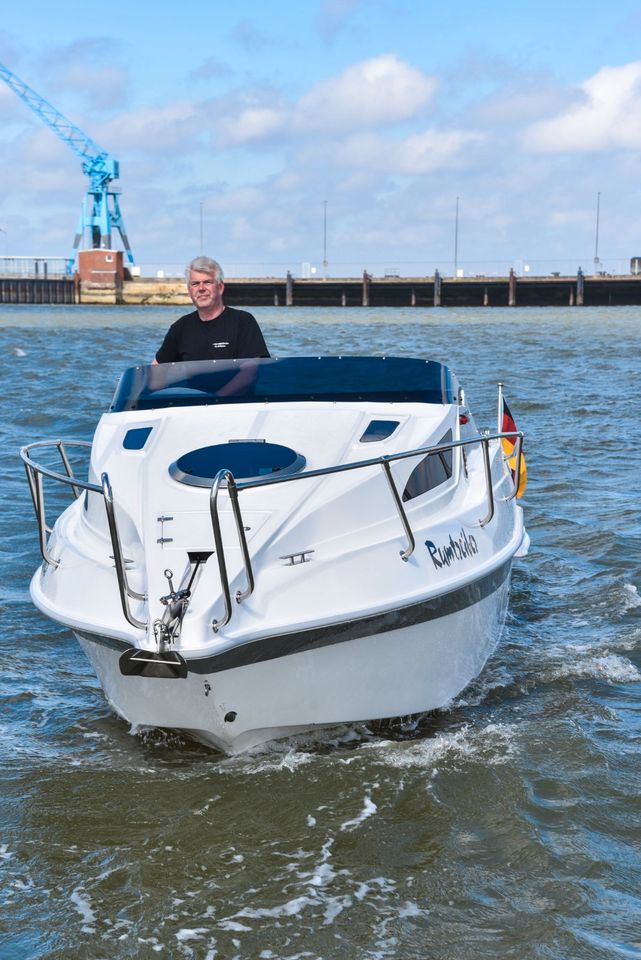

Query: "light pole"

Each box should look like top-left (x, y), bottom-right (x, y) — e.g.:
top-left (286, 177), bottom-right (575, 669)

top-left (593, 191), bottom-right (601, 275)
top-left (323, 200), bottom-right (328, 278)
top-left (454, 196), bottom-right (460, 278)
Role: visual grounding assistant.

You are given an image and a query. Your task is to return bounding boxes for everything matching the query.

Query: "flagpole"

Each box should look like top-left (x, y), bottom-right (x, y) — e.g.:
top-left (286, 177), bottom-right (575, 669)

top-left (497, 381), bottom-right (504, 432)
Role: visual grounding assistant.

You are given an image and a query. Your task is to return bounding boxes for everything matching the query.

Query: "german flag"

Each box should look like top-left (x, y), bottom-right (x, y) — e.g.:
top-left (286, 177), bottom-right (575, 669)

top-left (501, 397), bottom-right (527, 498)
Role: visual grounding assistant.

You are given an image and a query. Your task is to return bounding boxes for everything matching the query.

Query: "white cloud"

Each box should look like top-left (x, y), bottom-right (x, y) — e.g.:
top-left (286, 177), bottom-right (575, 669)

top-left (214, 54), bottom-right (437, 146)
top-left (390, 128), bottom-right (483, 174)
top-left (333, 128), bottom-right (482, 175)
top-left (221, 105), bottom-right (287, 146)
top-left (523, 61), bottom-right (641, 152)
top-left (97, 100), bottom-right (204, 154)
top-left (295, 54), bottom-right (437, 132)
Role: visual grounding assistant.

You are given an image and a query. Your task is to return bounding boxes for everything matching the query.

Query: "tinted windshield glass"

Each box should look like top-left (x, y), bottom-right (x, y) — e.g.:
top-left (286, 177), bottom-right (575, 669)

top-left (110, 357), bottom-right (458, 412)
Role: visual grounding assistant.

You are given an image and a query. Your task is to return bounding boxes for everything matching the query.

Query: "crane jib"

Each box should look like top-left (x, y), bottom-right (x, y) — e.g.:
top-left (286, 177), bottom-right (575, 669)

top-left (0, 60), bottom-right (136, 275)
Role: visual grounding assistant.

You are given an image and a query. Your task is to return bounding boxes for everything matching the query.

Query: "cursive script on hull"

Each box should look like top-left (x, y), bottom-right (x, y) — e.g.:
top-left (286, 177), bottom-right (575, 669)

top-left (425, 529), bottom-right (479, 569)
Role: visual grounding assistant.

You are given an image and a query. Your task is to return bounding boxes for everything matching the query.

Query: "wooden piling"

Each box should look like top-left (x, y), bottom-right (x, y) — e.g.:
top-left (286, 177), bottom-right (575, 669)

top-left (576, 268), bottom-right (584, 306)
top-left (434, 270), bottom-right (442, 307)
top-left (286, 271), bottom-right (293, 307)
top-left (362, 270), bottom-right (370, 307)
top-left (508, 268), bottom-right (516, 306)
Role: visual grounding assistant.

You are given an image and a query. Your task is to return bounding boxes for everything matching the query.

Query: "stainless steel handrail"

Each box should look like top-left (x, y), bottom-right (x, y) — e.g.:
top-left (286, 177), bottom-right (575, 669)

top-left (207, 429), bottom-right (522, 630)
top-left (101, 474), bottom-right (147, 629)
top-left (22, 429), bottom-right (522, 636)
top-left (209, 469), bottom-right (255, 632)
top-left (20, 439), bottom-right (146, 631)
top-left (21, 440), bottom-right (99, 569)
top-left (478, 433), bottom-right (495, 527)
top-left (381, 458), bottom-right (415, 560)
top-left (233, 430), bottom-right (521, 496)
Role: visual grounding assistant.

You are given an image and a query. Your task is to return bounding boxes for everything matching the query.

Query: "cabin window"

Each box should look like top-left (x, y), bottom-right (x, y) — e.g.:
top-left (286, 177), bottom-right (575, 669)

top-left (402, 430), bottom-right (453, 502)
top-left (359, 420), bottom-right (400, 443)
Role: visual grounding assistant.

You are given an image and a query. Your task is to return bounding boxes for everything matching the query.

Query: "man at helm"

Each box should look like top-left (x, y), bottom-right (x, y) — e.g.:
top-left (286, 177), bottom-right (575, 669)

top-left (154, 256), bottom-right (269, 363)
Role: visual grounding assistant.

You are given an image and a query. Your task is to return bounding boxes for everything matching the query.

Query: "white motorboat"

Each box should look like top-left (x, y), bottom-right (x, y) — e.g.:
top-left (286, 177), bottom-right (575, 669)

top-left (21, 356), bottom-right (528, 754)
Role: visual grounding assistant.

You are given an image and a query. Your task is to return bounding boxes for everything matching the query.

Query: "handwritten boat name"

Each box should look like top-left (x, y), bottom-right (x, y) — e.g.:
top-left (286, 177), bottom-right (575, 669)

top-left (425, 529), bottom-right (478, 569)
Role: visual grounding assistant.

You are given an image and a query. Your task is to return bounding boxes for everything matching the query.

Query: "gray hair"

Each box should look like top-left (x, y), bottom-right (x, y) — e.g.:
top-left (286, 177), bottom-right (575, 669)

top-left (185, 256), bottom-right (224, 282)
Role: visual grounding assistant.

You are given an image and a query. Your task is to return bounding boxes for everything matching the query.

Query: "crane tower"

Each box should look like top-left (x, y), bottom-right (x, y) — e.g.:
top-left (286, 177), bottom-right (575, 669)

top-left (0, 62), bottom-right (135, 275)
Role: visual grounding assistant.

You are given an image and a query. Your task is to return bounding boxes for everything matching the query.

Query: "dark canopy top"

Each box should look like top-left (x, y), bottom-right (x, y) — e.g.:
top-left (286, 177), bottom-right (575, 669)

top-left (110, 357), bottom-right (459, 412)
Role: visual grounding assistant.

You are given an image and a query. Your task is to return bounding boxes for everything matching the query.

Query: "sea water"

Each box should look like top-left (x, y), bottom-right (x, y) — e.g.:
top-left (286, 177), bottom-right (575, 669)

top-left (0, 304), bottom-right (639, 959)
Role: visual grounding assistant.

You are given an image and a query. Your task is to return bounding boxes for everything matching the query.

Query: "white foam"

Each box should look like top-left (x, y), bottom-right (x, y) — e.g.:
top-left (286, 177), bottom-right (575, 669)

top-left (176, 927), bottom-right (210, 942)
top-left (227, 723), bottom-right (376, 772)
top-left (70, 886), bottom-right (96, 932)
top-left (236, 894), bottom-right (316, 919)
top-left (218, 919), bottom-right (252, 932)
top-left (221, 745), bottom-right (315, 775)
top-left (398, 901), bottom-right (425, 917)
top-left (554, 653), bottom-right (641, 684)
top-left (340, 794), bottom-right (377, 832)
top-left (623, 583), bottom-right (641, 608)
top-left (193, 796), bottom-right (221, 816)
top-left (364, 722), bottom-right (519, 770)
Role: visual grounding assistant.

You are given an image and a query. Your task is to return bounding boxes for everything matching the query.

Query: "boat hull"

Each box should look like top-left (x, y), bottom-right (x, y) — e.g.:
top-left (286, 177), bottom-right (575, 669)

top-left (75, 562), bottom-right (511, 754)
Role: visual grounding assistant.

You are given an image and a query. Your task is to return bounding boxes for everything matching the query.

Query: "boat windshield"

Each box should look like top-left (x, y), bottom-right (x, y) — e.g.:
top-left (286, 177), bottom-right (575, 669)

top-left (110, 357), bottom-right (459, 412)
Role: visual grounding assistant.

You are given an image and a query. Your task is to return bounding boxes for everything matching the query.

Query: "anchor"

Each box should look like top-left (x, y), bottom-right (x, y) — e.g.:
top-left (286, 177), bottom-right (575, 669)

top-left (119, 553), bottom-right (210, 680)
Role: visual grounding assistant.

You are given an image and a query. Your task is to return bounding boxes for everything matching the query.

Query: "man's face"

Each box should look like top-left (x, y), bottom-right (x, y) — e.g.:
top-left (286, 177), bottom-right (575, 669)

top-left (188, 270), bottom-right (224, 312)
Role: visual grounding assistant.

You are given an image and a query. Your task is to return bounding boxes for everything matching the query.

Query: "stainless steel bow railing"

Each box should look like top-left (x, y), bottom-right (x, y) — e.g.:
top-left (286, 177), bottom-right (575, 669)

top-left (21, 431), bottom-right (522, 634)
top-left (20, 439), bottom-right (147, 630)
top-left (207, 429), bottom-right (523, 632)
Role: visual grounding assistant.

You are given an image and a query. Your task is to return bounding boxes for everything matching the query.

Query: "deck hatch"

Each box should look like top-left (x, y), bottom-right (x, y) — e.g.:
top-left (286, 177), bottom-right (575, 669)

top-left (169, 441), bottom-right (306, 488)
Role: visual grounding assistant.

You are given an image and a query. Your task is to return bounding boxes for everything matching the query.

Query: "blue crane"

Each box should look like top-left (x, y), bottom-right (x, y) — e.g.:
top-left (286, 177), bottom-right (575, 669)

top-left (0, 62), bottom-right (135, 275)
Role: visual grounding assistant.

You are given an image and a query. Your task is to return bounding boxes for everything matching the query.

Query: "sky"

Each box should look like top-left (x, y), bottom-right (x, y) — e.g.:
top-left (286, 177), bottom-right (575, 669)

top-left (2, 0), bottom-right (641, 277)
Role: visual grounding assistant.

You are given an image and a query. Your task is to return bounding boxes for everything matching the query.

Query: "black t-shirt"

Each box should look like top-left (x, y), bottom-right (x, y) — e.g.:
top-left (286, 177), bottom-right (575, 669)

top-left (155, 306), bottom-right (269, 363)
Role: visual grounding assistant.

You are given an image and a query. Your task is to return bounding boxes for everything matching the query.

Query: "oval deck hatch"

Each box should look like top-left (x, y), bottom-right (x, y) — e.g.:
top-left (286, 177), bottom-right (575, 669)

top-left (169, 441), bottom-right (306, 487)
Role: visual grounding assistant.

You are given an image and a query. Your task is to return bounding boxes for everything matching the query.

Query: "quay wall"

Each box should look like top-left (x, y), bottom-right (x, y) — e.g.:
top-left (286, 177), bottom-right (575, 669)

top-left (3, 272), bottom-right (641, 307)
top-left (100, 273), bottom-right (641, 308)
top-left (0, 276), bottom-right (76, 304)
